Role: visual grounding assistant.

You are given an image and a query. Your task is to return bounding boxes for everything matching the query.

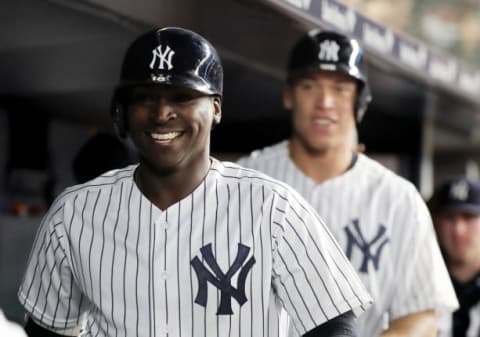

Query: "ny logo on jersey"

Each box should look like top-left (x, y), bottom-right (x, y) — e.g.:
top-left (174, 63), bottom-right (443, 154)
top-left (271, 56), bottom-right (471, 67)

top-left (150, 44), bottom-right (175, 70)
top-left (318, 40), bottom-right (340, 62)
top-left (191, 243), bottom-right (256, 315)
top-left (449, 180), bottom-right (469, 201)
top-left (344, 219), bottom-right (389, 273)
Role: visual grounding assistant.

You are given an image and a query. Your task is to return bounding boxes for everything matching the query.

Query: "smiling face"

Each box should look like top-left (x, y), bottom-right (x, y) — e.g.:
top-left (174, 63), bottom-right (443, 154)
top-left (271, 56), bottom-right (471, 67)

top-left (125, 85), bottom-right (221, 175)
top-left (284, 70), bottom-right (357, 156)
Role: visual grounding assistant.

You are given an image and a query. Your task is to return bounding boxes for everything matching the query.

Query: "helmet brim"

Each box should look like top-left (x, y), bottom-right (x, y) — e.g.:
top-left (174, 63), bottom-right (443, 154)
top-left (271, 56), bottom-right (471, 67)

top-left (287, 63), bottom-right (367, 85)
top-left (115, 73), bottom-right (222, 99)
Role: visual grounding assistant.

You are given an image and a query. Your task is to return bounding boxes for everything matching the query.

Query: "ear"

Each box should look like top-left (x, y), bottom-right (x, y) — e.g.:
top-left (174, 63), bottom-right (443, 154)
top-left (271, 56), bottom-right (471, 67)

top-left (212, 97), bottom-right (222, 126)
top-left (112, 103), bottom-right (127, 138)
top-left (283, 85), bottom-right (293, 110)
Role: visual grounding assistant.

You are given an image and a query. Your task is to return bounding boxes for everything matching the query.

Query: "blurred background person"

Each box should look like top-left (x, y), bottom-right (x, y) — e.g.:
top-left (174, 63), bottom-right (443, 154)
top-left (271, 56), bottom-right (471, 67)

top-left (429, 177), bottom-right (480, 337)
top-left (239, 29), bottom-right (458, 337)
top-left (72, 131), bottom-right (136, 184)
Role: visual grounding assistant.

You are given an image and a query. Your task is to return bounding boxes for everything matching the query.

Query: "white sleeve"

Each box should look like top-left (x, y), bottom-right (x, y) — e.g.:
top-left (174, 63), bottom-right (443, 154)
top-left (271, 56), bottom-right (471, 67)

top-left (17, 201), bottom-right (88, 330)
top-left (271, 191), bottom-right (372, 336)
top-left (0, 309), bottom-right (27, 337)
top-left (389, 189), bottom-right (458, 320)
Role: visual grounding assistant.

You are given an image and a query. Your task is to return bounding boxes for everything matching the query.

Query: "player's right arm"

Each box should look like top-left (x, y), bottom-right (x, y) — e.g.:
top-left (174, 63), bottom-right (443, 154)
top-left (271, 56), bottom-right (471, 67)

top-left (270, 189), bottom-right (372, 336)
top-left (302, 311), bottom-right (357, 337)
top-left (378, 310), bottom-right (436, 337)
top-left (382, 188), bottom-right (457, 337)
top-left (18, 195), bottom-right (88, 334)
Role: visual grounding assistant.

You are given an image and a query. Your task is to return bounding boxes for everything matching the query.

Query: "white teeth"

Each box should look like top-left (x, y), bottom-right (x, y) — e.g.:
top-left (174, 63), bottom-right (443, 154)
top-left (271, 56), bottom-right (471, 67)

top-left (313, 118), bottom-right (331, 125)
top-left (150, 132), bottom-right (181, 141)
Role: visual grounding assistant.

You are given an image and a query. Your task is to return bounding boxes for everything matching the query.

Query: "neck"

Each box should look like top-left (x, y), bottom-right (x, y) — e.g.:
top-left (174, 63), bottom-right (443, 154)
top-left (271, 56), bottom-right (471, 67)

top-left (449, 260), bottom-right (480, 283)
top-left (135, 156), bottom-right (211, 210)
top-left (288, 138), bottom-right (354, 184)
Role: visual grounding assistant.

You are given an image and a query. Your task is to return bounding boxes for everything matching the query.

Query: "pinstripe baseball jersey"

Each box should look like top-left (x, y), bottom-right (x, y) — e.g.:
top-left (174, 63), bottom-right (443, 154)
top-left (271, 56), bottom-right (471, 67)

top-left (438, 303), bottom-right (480, 337)
top-left (18, 158), bottom-right (372, 337)
top-left (238, 141), bottom-right (459, 337)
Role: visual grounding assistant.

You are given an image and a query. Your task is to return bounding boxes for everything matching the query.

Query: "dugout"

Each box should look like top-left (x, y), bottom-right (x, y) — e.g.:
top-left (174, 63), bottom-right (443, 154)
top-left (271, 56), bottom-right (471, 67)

top-left (1, 0), bottom-right (480, 323)
top-left (1, 0), bottom-right (480, 198)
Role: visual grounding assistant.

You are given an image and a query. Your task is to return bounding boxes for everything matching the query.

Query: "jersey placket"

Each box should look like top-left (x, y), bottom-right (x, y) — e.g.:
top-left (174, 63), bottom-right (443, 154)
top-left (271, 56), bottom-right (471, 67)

top-left (153, 213), bottom-right (170, 336)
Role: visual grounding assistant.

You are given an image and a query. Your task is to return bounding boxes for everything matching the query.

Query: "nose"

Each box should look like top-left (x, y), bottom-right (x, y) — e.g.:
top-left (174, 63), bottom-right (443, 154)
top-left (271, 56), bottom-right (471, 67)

top-left (452, 218), bottom-right (469, 236)
top-left (150, 97), bottom-right (176, 123)
top-left (315, 87), bottom-right (335, 108)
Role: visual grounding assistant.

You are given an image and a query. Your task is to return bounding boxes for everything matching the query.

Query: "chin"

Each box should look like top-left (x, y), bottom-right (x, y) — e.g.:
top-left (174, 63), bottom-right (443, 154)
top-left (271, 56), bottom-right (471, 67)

top-left (140, 157), bottom-right (179, 174)
top-left (450, 253), bottom-right (468, 264)
top-left (303, 141), bottom-right (329, 153)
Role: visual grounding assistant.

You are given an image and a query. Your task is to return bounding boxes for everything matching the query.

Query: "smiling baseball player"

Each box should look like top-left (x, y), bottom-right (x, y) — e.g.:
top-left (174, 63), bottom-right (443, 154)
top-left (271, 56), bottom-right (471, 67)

top-left (18, 27), bottom-right (372, 337)
top-left (238, 29), bottom-right (459, 337)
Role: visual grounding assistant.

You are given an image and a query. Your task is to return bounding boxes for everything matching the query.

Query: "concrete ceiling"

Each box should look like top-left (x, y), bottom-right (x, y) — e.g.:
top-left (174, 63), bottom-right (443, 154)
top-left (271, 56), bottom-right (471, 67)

top-left (0, 0), bottom-right (478, 153)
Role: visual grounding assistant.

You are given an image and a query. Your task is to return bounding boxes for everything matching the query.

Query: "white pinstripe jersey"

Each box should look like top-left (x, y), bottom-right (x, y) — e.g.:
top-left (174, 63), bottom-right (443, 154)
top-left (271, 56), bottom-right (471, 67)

top-left (437, 302), bottom-right (480, 337)
top-left (238, 141), bottom-right (459, 337)
top-left (18, 158), bottom-right (372, 337)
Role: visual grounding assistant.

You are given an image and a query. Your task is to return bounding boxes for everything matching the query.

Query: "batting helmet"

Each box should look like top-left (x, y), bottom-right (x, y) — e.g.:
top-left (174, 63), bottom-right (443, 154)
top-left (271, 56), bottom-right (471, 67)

top-left (287, 29), bottom-right (371, 122)
top-left (111, 26), bottom-right (224, 137)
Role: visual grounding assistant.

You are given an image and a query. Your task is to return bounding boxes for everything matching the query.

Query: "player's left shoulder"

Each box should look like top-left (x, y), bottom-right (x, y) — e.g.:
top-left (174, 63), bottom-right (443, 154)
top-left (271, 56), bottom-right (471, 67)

top-left (359, 154), bottom-right (418, 191)
top-left (236, 140), bottom-right (288, 168)
top-left (214, 158), bottom-right (286, 185)
top-left (213, 158), bottom-right (304, 200)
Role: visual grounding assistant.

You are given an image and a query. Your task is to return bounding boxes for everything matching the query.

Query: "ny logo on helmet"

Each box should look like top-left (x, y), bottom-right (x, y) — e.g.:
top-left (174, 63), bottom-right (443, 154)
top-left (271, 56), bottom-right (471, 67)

top-left (150, 44), bottom-right (175, 70)
top-left (318, 40), bottom-right (340, 62)
top-left (449, 180), bottom-right (469, 201)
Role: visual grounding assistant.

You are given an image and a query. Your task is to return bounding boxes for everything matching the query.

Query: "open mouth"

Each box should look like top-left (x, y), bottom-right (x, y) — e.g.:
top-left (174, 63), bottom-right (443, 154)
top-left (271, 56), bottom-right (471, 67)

top-left (150, 131), bottom-right (182, 143)
top-left (312, 117), bottom-right (335, 126)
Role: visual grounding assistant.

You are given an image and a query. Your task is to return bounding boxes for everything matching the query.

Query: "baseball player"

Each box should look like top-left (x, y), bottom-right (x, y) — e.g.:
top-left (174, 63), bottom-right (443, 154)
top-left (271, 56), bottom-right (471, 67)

top-left (238, 29), bottom-right (459, 337)
top-left (18, 27), bottom-right (372, 337)
top-left (429, 177), bottom-right (480, 337)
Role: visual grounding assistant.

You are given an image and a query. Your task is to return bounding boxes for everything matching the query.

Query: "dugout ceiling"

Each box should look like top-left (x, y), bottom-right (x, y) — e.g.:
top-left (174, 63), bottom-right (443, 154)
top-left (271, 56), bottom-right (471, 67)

top-left (1, 0), bottom-right (479, 155)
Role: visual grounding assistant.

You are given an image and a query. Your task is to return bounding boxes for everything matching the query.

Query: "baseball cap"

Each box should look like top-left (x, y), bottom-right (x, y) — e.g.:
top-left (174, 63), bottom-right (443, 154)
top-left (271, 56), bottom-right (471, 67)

top-left (430, 177), bottom-right (480, 215)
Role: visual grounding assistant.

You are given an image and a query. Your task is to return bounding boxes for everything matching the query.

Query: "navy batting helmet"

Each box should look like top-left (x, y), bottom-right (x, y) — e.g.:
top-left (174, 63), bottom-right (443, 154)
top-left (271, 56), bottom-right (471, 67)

top-left (111, 26), bottom-right (223, 137)
top-left (287, 29), bottom-right (371, 122)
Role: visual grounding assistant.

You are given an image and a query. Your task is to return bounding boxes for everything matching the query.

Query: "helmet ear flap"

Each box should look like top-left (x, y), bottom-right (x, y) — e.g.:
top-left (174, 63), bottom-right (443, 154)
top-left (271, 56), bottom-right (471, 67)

top-left (354, 82), bottom-right (372, 123)
top-left (111, 97), bottom-right (127, 138)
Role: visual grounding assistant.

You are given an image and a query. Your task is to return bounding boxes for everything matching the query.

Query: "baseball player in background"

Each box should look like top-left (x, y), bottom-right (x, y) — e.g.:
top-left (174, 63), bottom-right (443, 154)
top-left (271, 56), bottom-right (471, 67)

top-left (429, 177), bottom-right (480, 337)
top-left (18, 27), bottom-right (372, 337)
top-left (238, 29), bottom-right (459, 337)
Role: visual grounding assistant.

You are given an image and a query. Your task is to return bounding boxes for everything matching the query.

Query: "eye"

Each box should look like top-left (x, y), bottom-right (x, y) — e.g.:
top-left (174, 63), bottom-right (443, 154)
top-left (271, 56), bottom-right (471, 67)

top-left (334, 83), bottom-right (355, 96)
top-left (464, 213), bottom-right (478, 223)
top-left (128, 92), bottom-right (159, 107)
top-left (298, 80), bottom-right (315, 91)
top-left (172, 93), bottom-right (197, 103)
top-left (169, 90), bottom-right (204, 105)
top-left (334, 84), bottom-right (348, 93)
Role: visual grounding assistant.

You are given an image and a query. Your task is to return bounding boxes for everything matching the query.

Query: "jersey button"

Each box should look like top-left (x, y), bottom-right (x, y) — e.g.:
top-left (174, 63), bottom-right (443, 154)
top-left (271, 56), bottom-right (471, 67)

top-left (155, 220), bottom-right (168, 230)
top-left (160, 270), bottom-right (168, 280)
top-left (161, 325), bottom-right (169, 334)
